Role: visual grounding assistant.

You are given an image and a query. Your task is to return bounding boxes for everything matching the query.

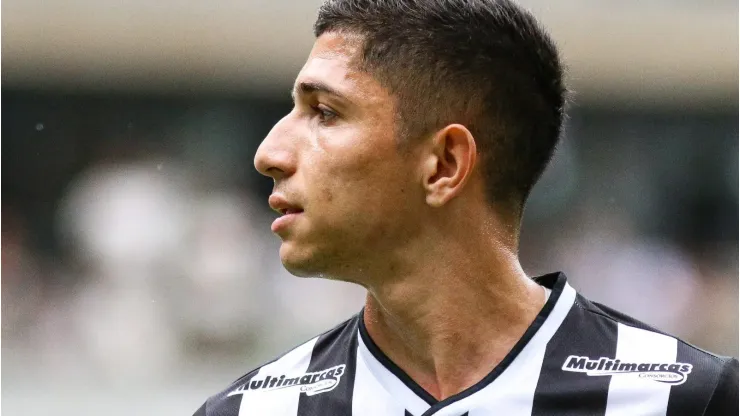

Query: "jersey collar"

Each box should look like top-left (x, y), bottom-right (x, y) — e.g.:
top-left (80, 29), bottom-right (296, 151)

top-left (356, 272), bottom-right (572, 415)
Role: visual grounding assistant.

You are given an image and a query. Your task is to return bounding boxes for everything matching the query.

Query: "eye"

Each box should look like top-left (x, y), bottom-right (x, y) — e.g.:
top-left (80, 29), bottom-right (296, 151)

top-left (313, 105), bottom-right (338, 125)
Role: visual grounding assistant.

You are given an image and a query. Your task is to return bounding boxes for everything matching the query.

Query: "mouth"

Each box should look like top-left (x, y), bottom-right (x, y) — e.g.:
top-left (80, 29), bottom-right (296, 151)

top-left (279, 208), bottom-right (304, 216)
top-left (268, 193), bottom-right (304, 217)
top-left (271, 207), bottom-right (303, 233)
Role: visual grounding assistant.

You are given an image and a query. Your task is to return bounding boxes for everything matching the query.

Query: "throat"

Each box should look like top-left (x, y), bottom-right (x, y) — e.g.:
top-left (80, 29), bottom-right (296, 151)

top-left (362, 275), bottom-right (548, 401)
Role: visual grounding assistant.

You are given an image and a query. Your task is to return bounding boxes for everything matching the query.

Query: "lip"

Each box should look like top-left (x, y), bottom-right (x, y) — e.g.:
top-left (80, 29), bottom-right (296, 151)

top-left (268, 193), bottom-right (303, 215)
top-left (271, 211), bottom-right (302, 233)
top-left (268, 193), bottom-right (304, 233)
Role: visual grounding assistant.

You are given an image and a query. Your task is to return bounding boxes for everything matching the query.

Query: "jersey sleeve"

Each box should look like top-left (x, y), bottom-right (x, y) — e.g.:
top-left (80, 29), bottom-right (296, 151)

top-left (192, 401), bottom-right (207, 416)
top-left (191, 366), bottom-right (263, 416)
top-left (703, 357), bottom-right (738, 415)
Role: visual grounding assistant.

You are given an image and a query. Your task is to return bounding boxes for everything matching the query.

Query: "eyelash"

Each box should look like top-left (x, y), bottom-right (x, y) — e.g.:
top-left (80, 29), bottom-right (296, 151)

top-left (312, 105), bottom-right (337, 124)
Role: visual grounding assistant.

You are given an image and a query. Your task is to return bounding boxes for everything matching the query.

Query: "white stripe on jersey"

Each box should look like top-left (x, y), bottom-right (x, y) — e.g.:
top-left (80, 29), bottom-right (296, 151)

top-left (604, 323), bottom-right (677, 416)
top-left (409, 282), bottom-right (578, 416)
top-left (355, 332), bottom-right (431, 415)
top-left (237, 338), bottom-right (318, 416)
top-left (352, 337), bottom-right (417, 416)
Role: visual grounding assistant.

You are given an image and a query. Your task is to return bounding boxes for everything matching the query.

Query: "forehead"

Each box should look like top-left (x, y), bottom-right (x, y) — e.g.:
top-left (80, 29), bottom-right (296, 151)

top-left (295, 32), bottom-right (388, 106)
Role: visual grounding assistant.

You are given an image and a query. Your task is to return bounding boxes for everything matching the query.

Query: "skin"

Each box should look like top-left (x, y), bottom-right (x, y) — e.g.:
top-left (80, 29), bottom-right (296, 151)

top-left (254, 31), bottom-right (547, 401)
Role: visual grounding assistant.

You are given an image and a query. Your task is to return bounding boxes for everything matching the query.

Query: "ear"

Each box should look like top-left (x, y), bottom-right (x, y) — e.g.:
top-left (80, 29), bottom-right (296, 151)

top-left (420, 124), bottom-right (477, 207)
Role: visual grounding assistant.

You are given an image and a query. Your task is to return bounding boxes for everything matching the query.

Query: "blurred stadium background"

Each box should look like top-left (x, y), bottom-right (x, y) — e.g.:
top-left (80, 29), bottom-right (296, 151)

top-left (2, 1), bottom-right (738, 414)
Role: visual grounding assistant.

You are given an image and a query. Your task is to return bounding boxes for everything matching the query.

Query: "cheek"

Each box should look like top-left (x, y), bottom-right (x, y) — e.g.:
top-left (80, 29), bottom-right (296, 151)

top-left (321, 186), bottom-right (334, 203)
top-left (316, 150), bottom-right (385, 198)
top-left (309, 127), bottom-right (410, 214)
top-left (320, 159), bottom-right (410, 222)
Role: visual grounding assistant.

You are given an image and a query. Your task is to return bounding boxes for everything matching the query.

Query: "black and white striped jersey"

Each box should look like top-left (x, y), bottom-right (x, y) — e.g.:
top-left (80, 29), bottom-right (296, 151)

top-left (193, 273), bottom-right (738, 416)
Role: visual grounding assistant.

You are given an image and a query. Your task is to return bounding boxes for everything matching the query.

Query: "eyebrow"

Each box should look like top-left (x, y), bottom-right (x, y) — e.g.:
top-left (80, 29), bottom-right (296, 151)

top-left (291, 81), bottom-right (350, 103)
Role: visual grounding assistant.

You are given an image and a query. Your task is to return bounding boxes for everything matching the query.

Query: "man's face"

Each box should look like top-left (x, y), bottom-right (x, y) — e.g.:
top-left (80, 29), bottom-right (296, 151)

top-left (254, 32), bottom-right (424, 280)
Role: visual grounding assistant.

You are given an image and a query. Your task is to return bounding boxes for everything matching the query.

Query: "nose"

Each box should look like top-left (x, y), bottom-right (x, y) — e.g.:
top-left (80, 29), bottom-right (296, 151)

top-left (254, 114), bottom-right (297, 180)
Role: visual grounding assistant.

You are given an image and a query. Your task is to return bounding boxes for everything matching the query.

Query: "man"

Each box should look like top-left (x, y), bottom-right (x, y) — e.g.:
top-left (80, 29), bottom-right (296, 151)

top-left (194, 0), bottom-right (737, 414)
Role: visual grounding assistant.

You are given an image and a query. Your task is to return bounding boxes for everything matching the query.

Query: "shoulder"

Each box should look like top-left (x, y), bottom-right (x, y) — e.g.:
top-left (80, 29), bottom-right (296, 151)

top-left (191, 313), bottom-right (361, 416)
top-left (572, 292), bottom-right (737, 414)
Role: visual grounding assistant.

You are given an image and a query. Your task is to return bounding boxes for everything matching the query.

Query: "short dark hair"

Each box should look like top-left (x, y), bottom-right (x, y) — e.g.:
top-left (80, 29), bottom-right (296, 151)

top-left (314, 0), bottom-right (566, 212)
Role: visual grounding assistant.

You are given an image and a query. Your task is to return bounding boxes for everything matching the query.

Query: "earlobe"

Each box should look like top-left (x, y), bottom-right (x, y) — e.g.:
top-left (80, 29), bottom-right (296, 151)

top-left (425, 188), bottom-right (448, 208)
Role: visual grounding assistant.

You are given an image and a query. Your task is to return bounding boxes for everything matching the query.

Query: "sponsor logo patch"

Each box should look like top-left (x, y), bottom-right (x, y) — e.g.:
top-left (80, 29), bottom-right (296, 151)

top-left (562, 355), bottom-right (692, 385)
top-left (228, 365), bottom-right (346, 397)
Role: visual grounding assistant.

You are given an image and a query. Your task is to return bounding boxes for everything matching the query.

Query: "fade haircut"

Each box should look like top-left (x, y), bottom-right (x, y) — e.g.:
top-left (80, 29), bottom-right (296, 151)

top-left (314, 0), bottom-right (566, 212)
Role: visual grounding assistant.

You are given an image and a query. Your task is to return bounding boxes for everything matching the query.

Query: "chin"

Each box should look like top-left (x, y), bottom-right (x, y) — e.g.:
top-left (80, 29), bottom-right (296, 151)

top-left (281, 265), bottom-right (319, 278)
top-left (278, 242), bottom-right (324, 278)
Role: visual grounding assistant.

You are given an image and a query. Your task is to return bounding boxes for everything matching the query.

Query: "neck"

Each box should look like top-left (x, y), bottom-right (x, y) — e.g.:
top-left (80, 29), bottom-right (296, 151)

top-left (361, 212), bottom-right (546, 401)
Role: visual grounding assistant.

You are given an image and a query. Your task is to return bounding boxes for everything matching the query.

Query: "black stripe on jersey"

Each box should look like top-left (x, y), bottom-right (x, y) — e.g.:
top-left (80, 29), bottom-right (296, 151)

top-left (531, 294), bottom-right (617, 415)
top-left (563, 293), bottom-right (739, 416)
top-left (192, 402), bottom-right (207, 416)
top-left (666, 342), bottom-right (733, 415)
top-left (418, 273), bottom-right (567, 416)
top-left (195, 368), bottom-right (261, 416)
top-left (703, 357), bottom-right (739, 415)
top-left (296, 316), bottom-right (360, 416)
